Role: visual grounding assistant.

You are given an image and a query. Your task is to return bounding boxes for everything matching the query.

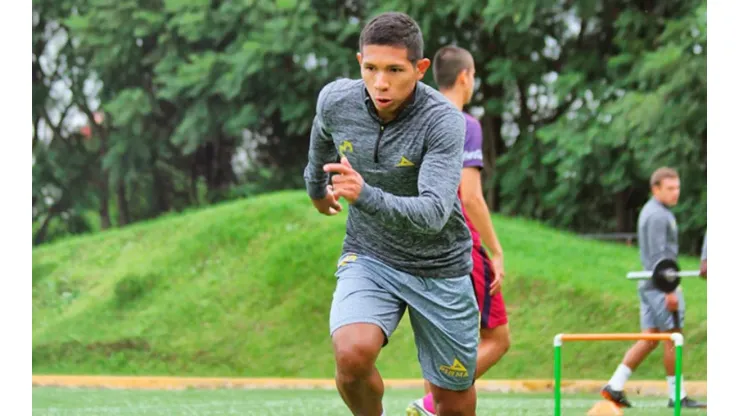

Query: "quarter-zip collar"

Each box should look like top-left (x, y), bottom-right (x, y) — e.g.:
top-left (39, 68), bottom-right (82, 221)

top-left (362, 82), bottom-right (421, 125)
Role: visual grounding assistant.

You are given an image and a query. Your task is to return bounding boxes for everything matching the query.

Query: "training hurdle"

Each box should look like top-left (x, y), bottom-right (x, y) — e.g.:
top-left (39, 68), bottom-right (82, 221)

top-left (553, 332), bottom-right (684, 416)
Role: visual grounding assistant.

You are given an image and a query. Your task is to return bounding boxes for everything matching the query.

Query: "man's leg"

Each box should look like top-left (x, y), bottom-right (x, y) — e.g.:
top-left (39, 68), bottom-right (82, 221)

top-left (406, 274), bottom-right (480, 416)
top-left (332, 323), bottom-right (386, 416)
top-left (602, 288), bottom-right (661, 407)
top-left (621, 328), bottom-right (661, 372)
top-left (330, 254), bottom-right (406, 416)
top-left (653, 289), bottom-right (704, 407)
top-left (476, 324), bottom-right (510, 377)
top-left (661, 335), bottom-right (705, 407)
top-left (658, 290), bottom-right (685, 382)
top-left (470, 249), bottom-right (511, 378)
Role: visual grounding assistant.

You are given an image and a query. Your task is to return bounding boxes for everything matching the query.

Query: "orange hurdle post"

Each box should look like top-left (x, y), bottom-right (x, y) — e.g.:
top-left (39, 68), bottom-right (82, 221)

top-left (553, 332), bottom-right (684, 416)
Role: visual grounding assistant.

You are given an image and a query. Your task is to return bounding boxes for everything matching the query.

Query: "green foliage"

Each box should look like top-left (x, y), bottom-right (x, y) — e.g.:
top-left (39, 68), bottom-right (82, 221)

top-left (532, 0), bottom-right (707, 249)
top-left (32, 0), bottom-right (706, 252)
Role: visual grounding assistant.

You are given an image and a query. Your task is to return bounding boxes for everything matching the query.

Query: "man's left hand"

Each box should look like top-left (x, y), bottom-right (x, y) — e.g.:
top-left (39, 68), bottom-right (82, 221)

top-left (324, 157), bottom-right (365, 204)
top-left (700, 259), bottom-right (707, 279)
top-left (489, 255), bottom-right (505, 296)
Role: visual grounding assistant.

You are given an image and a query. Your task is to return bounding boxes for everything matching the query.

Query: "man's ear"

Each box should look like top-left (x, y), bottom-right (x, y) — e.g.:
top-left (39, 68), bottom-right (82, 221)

top-left (457, 69), bottom-right (471, 87)
top-left (416, 58), bottom-right (431, 79)
top-left (356, 52), bottom-right (363, 66)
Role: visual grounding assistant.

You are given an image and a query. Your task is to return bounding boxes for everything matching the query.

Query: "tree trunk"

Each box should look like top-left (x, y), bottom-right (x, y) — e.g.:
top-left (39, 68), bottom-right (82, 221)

top-left (99, 177), bottom-right (111, 229)
top-left (480, 85), bottom-right (506, 212)
top-left (97, 122), bottom-right (111, 229)
top-left (615, 189), bottom-right (628, 232)
top-left (152, 165), bottom-right (170, 215)
top-left (117, 179), bottom-right (130, 226)
top-left (33, 209), bottom-right (58, 246)
top-left (190, 157), bottom-right (199, 205)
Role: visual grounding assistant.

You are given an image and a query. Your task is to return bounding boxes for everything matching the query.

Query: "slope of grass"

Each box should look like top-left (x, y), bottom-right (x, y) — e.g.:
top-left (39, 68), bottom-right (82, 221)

top-left (32, 190), bottom-right (707, 380)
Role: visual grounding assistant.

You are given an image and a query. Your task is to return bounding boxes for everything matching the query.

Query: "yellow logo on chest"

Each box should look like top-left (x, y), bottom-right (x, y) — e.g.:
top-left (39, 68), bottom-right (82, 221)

top-left (338, 141), bottom-right (354, 157)
top-left (396, 156), bottom-right (415, 167)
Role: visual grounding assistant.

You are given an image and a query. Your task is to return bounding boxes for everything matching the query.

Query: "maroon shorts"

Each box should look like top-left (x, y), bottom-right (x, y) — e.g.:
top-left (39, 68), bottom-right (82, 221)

top-left (470, 246), bottom-right (508, 329)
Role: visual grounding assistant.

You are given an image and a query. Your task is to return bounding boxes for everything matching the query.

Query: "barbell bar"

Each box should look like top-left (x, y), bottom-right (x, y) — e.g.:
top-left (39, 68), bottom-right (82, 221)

top-left (625, 258), bottom-right (701, 293)
top-left (626, 270), bottom-right (700, 280)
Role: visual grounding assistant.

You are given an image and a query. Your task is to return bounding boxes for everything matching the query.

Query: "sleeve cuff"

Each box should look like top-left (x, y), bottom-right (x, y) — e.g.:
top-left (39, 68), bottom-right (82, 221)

top-left (306, 180), bottom-right (328, 200)
top-left (354, 182), bottom-right (379, 213)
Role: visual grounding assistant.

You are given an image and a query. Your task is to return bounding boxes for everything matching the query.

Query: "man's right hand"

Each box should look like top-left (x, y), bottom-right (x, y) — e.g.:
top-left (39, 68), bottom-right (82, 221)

top-left (312, 185), bottom-right (342, 216)
top-left (700, 259), bottom-right (707, 279)
top-left (665, 291), bottom-right (679, 312)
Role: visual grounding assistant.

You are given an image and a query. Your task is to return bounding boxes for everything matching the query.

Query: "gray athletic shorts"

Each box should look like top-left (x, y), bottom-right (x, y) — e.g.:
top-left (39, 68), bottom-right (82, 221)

top-left (638, 283), bottom-right (686, 331)
top-left (329, 253), bottom-right (479, 391)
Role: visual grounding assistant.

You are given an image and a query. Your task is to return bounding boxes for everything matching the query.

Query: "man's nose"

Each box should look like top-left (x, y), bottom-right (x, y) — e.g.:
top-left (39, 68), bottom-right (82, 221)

top-left (373, 73), bottom-right (389, 90)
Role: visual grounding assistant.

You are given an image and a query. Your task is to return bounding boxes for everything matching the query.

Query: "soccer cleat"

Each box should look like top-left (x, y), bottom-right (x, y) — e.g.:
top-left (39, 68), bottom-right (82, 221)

top-left (406, 398), bottom-right (435, 416)
top-left (667, 397), bottom-right (707, 408)
top-left (600, 385), bottom-right (633, 408)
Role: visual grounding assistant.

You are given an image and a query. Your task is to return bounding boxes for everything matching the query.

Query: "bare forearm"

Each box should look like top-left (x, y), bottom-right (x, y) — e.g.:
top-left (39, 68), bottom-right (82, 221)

top-left (464, 196), bottom-right (503, 256)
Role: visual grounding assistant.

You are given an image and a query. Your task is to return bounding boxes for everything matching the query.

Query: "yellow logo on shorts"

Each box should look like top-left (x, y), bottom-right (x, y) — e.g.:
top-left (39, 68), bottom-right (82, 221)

top-left (337, 254), bottom-right (358, 268)
top-left (439, 359), bottom-right (468, 378)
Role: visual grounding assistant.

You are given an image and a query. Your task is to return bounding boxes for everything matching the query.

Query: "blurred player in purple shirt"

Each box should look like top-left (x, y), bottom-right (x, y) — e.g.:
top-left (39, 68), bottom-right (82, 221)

top-left (407, 45), bottom-right (511, 416)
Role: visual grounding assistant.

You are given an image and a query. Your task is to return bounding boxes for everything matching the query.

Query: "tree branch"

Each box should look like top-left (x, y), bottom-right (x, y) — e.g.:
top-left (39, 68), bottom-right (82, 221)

top-left (33, 115), bottom-right (42, 151)
top-left (537, 96), bottom-right (576, 126)
top-left (41, 102), bottom-right (74, 144)
top-left (517, 80), bottom-right (532, 125)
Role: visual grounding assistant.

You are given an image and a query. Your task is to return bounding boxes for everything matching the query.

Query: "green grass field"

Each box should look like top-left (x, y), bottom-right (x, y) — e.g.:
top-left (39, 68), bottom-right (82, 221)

top-left (33, 388), bottom-right (706, 416)
top-left (32, 190), bottom-right (707, 380)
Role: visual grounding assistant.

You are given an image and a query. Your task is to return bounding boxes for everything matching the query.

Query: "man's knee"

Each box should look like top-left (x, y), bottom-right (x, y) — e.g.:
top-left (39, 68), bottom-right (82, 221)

top-left (332, 324), bottom-right (384, 381)
top-left (643, 340), bottom-right (660, 350)
top-left (334, 341), bottom-right (377, 377)
top-left (637, 328), bottom-right (660, 350)
top-left (433, 385), bottom-right (476, 416)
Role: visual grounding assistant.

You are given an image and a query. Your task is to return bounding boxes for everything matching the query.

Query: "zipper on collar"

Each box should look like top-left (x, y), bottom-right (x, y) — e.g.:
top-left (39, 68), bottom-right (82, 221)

top-left (373, 124), bottom-right (385, 163)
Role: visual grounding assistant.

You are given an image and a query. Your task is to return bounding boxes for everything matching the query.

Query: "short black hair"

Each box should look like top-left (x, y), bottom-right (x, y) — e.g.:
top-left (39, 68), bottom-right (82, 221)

top-left (432, 45), bottom-right (474, 89)
top-left (650, 167), bottom-right (679, 187)
top-left (358, 12), bottom-right (424, 62)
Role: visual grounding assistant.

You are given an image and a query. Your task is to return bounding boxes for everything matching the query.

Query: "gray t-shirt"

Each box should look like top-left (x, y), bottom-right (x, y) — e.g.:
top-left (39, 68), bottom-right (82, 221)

top-left (701, 232), bottom-right (707, 261)
top-left (637, 197), bottom-right (679, 289)
top-left (303, 79), bottom-right (472, 278)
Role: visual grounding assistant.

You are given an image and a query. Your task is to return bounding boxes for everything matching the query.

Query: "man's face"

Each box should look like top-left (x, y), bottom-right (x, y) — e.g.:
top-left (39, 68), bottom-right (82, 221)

top-left (357, 45), bottom-right (430, 120)
top-left (653, 177), bottom-right (681, 206)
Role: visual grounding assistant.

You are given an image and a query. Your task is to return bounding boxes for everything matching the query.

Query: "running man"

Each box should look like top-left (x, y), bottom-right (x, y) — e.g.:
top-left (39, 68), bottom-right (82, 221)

top-left (304, 12), bottom-right (479, 416)
top-left (407, 45), bottom-right (511, 416)
top-left (601, 167), bottom-right (706, 409)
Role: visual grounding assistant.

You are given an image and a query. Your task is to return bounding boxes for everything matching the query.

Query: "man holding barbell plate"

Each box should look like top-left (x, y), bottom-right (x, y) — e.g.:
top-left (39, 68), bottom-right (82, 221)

top-left (601, 167), bottom-right (706, 409)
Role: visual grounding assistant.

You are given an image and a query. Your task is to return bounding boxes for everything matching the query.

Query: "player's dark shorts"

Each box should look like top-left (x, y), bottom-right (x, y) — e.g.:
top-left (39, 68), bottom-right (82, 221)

top-left (470, 246), bottom-right (508, 329)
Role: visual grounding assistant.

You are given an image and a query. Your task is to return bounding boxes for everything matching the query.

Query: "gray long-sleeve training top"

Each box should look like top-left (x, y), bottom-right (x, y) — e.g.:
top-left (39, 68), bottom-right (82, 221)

top-left (303, 78), bottom-right (473, 278)
top-left (638, 197), bottom-right (679, 290)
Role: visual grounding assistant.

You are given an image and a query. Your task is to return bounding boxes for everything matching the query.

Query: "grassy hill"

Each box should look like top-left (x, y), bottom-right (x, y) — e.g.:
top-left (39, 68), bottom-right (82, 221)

top-left (32, 190), bottom-right (707, 380)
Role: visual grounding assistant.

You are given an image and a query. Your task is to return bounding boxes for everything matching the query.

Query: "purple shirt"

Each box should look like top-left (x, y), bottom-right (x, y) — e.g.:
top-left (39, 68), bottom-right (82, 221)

top-left (459, 112), bottom-right (484, 249)
top-left (462, 113), bottom-right (484, 169)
